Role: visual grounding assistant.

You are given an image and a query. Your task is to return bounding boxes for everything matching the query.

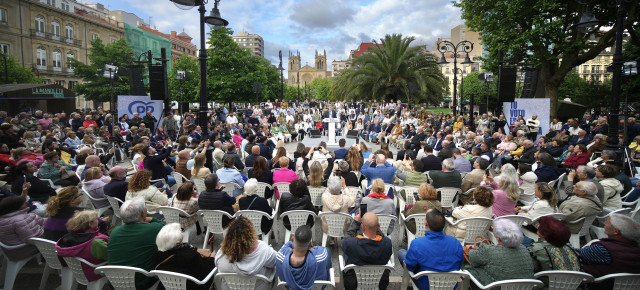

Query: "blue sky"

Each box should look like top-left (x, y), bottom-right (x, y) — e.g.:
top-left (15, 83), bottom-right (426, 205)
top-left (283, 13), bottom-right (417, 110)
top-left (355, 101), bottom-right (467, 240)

top-left (94, 0), bottom-right (465, 73)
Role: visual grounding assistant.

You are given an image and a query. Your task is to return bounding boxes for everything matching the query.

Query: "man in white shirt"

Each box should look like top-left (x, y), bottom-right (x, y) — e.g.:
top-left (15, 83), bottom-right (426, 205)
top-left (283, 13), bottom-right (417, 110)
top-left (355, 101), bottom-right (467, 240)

top-left (226, 112), bottom-right (238, 125)
top-left (265, 100), bottom-right (273, 109)
top-left (286, 111), bottom-right (295, 123)
top-left (526, 114), bottom-right (540, 140)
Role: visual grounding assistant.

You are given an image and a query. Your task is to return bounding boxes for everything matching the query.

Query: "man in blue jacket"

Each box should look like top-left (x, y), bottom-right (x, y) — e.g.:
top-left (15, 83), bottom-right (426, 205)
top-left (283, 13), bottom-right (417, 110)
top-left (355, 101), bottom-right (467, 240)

top-left (276, 225), bottom-right (331, 290)
top-left (398, 209), bottom-right (463, 290)
top-left (333, 139), bottom-right (348, 160)
top-left (361, 153), bottom-right (396, 197)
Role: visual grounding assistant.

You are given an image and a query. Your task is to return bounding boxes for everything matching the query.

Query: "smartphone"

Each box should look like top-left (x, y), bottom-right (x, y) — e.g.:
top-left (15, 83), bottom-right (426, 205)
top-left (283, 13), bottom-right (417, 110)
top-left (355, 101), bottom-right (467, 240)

top-left (485, 169), bottom-right (490, 176)
top-left (356, 138), bottom-right (360, 144)
top-left (360, 203), bottom-right (368, 218)
top-left (335, 169), bottom-right (341, 175)
top-left (413, 192), bottom-right (419, 201)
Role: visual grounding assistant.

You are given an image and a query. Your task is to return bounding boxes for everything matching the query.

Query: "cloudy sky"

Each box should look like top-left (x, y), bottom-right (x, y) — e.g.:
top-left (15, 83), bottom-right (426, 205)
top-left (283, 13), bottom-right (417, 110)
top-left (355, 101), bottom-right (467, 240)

top-left (97, 0), bottom-right (465, 73)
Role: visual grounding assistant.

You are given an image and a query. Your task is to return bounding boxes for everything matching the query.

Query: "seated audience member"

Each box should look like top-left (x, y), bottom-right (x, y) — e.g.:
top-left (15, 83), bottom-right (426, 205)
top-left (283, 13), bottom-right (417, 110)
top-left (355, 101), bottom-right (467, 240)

top-left (125, 170), bottom-right (169, 213)
top-left (169, 182), bottom-right (200, 230)
top-left (223, 143), bottom-right (245, 170)
top-left (337, 160), bottom-right (359, 187)
top-left (247, 156), bottom-right (274, 199)
top-left (321, 176), bottom-right (356, 233)
top-left (395, 159), bottom-right (429, 197)
top-left (361, 153), bottom-right (396, 193)
top-left (517, 182), bottom-right (558, 221)
top-left (360, 178), bottom-right (395, 233)
top-left (399, 209), bottom-right (463, 290)
top-left (245, 145), bottom-right (263, 168)
top-left (577, 214), bottom-right (640, 289)
top-left (596, 164), bottom-right (623, 210)
top-left (216, 157), bottom-right (245, 197)
top-left (175, 150), bottom-right (192, 179)
top-left (81, 155), bottom-right (108, 180)
top-left (527, 217), bottom-right (580, 273)
top-left (460, 158), bottom-right (490, 204)
top-left (587, 149), bottom-right (614, 168)
top-left (0, 195), bottom-right (44, 261)
top-left (11, 162), bottom-right (56, 203)
top-left (464, 219), bottom-right (535, 286)
top-left (420, 145), bottom-right (442, 172)
top-left (237, 179), bottom-right (273, 235)
top-left (559, 181), bottom-right (603, 233)
top-left (278, 179), bottom-right (318, 230)
top-left (453, 148), bottom-right (472, 173)
top-left (273, 156), bottom-right (299, 198)
top-left (481, 167), bottom-right (520, 217)
top-left (142, 140), bottom-right (175, 186)
top-left (518, 163), bottom-right (538, 205)
top-left (198, 173), bottom-right (235, 228)
top-left (215, 216), bottom-right (277, 290)
top-left (445, 186), bottom-right (494, 242)
top-left (153, 223), bottom-right (216, 290)
top-left (44, 186), bottom-right (87, 241)
top-left (104, 166), bottom-right (129, 201)
top-left (108, 197), bottom-right (164, 289)
top-left (534, 152), bottom-right (563, 183)
top-left (404, 183), bottom-right (442, 234)
top-left (39, 152), bottom-right (79, 186)
top-left (561, 144), bottom-right (589, 168)
top-left (341, 212), bottom-right (393, 290)
top-left (191, 153), bottom-right (211, 179)
top-left (306, 160), bottom-right (331, 188)
top-left (276, 225), bottom-right (332, 289)
top-left (428, 158), bottom-right (462, 189)
top-left (333, 138), bottom-right (348, 160)
top-left (563, 165), bottom-right (605, 203)
top-left (56, 210), bottom-right (108, 282)
top-left (82, 167), bottom-right (111, 209)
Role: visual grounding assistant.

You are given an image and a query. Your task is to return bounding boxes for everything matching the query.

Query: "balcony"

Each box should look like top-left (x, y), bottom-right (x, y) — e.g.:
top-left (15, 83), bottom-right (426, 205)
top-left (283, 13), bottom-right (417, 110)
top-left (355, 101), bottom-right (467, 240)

top-left (30, 29), bottom-right (82, 47)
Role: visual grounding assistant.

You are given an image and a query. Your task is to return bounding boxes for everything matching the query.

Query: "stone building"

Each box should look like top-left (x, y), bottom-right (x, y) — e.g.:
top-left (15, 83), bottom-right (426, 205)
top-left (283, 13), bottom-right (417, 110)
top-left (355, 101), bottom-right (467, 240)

top-left (287, 50), bottom-right (330, 85)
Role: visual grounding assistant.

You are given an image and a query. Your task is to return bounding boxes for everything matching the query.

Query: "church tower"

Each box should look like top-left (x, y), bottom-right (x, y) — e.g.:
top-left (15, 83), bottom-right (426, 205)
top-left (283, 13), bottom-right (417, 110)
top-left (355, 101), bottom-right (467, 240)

top-left (315, 49), bottom-right (326, 71)
top-left (289, 50), bottom-right (301, 72)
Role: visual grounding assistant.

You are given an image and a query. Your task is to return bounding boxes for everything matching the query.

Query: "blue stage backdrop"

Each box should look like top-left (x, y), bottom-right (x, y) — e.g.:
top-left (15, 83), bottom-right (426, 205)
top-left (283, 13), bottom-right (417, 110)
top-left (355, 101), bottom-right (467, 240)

top-left (117, 95), bottom-right (164, 129)
top-left (503, 98), bottom-right (550, 136)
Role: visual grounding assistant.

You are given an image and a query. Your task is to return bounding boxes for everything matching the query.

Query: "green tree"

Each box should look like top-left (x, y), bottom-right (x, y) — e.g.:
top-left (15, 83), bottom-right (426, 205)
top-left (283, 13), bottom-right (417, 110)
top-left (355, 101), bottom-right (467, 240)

top-left (0, 53), bottom-right (42, 84)
top-left (558, 71), bottom-right (589, 103)
top-left (623, 30), bottom-right (640, 104)
top-left (206, 28), bottom-right (280, 106)
top-left (69, 38), bottom-right (136, 103)
top-left (332, 34), bottom-right (446, 105)
top-left (461, 71), bottom-right (497, 105)
top-left (456, 0), bottom-right (640, 118)
top-left (168, 54), bottom-right (200, 103)
top-left (310, 78), bottom-right (332, 100)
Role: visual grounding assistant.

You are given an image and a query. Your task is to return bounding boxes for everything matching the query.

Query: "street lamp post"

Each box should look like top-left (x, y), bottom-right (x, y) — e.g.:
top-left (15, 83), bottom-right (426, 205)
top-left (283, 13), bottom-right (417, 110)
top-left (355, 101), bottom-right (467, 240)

top-left (297, 71), bottom-right (300, 101)
top-left (176, 70), bottom-right (189, 115)
top-left (437, 40), bottom-right (474, 116)
top-left (277, 50), bottom-right (285, 101)
top-left (455, 67), bottom-right (467, 115)
top-left (102, 64), bottom-right (118, 112)
top-left (169, 0), bottom-right (228, 137)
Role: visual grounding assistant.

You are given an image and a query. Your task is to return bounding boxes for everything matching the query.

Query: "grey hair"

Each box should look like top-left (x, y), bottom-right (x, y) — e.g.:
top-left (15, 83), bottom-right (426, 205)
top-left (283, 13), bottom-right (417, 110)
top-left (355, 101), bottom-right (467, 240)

top-left (609, 213), bottom-right (640, 242)
top-left (517, 130), bottom-right (524, 136)
top-left (475, 136), bottom-right (484, 143)
top-left (493, 219), bottom-right (524, 247)
top-left (244, 178), bottom-right (258, 196)
top-left (156, 223), bottom-right (183, 251)
top-left (577, 165), bottom-right (596, 179)
top-left (327, 176), bottom-right (342, 195)
top-left (443, 158), bottom-right (455, 171)
top-left (120, 197), bottom-right (147, 223)
top-left (578, 181), bottom-right (597, 196)
top-left (602, 150), bottom-right (616, 160)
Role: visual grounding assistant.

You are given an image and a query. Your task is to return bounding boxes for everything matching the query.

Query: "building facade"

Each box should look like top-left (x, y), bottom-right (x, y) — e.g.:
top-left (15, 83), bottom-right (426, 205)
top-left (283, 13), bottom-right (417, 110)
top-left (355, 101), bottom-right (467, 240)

top-left (231, 30), bottom-right (264, 57)
top-left (0, 0), bottom-right (125, 109)
top-left (287, 50), bottom-right (329, 85)
top-left (574, 46), bottom-right (614, 84)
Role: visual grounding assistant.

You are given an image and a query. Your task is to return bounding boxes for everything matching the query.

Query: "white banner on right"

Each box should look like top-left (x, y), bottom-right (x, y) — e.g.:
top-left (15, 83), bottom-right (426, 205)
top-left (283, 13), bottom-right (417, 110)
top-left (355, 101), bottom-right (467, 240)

top-left (503, 98), bottom-right (551, 135)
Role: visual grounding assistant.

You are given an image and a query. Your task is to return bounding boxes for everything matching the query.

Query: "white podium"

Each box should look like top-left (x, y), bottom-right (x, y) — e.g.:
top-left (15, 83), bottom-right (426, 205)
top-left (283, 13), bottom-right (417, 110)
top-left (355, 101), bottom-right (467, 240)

top-left (323, 118), bottom-right (340, 146)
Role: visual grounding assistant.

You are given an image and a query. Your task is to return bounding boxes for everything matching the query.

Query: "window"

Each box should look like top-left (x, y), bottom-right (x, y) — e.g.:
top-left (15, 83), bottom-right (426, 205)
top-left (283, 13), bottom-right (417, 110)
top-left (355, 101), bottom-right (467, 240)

top-left (66, 51), bottom-right (74, 71)
top-left (68, 81), bottom-right (76, 90)
top-left (0, 8), bottom-right (7, 24)
top-left (51, 20), bottom-right (60, 40)
top-left (65, 24), bottom-right (73, 41)
top-left (0, 44), bottom-right (8, 54)
top-left (47, 0), bottom-right (56, 6)
top-left (91, 33), bottom-right (98, 40)
top-left (36, 46), bottom-right (47, 69)
top-left (52, 49), bottom-right (61, 70)
top-left (61, 1), bottom-right (70, 11)
top-left (35, 15), bottom-right (45, 34)
top-left (583, 65), bottom-right (589, 73)
top-left (55, 80), bottom-right (64, 86)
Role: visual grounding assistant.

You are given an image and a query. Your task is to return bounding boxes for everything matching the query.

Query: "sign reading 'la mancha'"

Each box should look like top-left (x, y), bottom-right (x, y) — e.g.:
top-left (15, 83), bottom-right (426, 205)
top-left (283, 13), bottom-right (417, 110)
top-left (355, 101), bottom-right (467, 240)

top-left (32, 87), bottom-right (64, 98)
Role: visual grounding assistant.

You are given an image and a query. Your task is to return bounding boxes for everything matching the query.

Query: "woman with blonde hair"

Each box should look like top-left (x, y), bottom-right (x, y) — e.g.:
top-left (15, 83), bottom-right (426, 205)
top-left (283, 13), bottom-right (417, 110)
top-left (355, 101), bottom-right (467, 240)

top-left (445, 186), bottom-right (495, 242)
top-left (347, 146), bottom-right (363, 171)
top-left (482, 167), bottom-right (520, 217)
top-left (44, 186), bottom-right (109, 241)
top-left (308, 161), bottom-right (325, 187)
top-left (130, 143), bottom-right (145, 167)
top-left (126, 170), bottom-right (168, 213)
top-left (23, 131), bottom-right (41, 150)
top-left (404, 183), bottom-right (442, 233)
top-left (82, 167), bottom-right (111, 209)
top-left (215, 216), bottom-right (277, 290)
top-left (517, 182), bottom-right (558, 221)
top-left (56, 210), bottom-right (108, 282)
top-left (191, 153), bottom-right (211, 178)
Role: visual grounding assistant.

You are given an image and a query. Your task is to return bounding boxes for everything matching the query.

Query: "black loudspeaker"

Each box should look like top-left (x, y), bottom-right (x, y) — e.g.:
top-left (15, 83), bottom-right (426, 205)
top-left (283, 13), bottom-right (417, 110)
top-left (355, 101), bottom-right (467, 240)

top-left (128, 66), bottom-right (146, 96)
top-left (521, 68), bottom-right (546, 98)
top-left (346, 130), bottom-right (359, 139)
top-left (149, 65), bottom-right (167, 100)
top-left (499, 67), bottom-right (517, 102)
top-left (309, 130), bottom-right (321, 138)
top-left (180, 102), bottom-right (189, 113)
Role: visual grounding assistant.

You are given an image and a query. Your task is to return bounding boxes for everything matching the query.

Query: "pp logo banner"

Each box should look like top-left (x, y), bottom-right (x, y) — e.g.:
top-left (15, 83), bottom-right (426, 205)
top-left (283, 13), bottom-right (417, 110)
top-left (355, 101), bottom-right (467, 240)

top-left (128, 101), bottom-right (156, 115)
top-left (118, 95), bottom-right (164, 128)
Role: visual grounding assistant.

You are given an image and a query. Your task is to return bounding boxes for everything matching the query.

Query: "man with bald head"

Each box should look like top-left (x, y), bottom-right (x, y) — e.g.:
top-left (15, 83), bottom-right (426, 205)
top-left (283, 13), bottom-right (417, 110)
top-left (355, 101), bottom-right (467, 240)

top-left (81, 155), bottom-right (108, 180)
top-left (212, 141), bottom-right (224, 166)
top-left (245, 145), bottom-right (266, 168)
top-left (104, 166), bottom-right (128, 201)
top-left (342, 211), bottom-right (393, 290)
top-left (361, 153), bottom-right (396, 196)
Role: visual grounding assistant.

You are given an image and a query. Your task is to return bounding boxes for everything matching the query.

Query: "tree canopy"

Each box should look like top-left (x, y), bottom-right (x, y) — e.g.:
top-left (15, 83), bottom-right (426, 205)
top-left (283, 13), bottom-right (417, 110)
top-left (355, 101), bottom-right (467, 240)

top-left (456, 0), bottom-right (640, 117)
top-left (69, 38), bottom-right (136, 103)
top-left (168, 54), bottom-right (199, 103)
top-left (0, 53), bottom-right (42, 84)
top-left (331, 34), bottom-right (446, 105)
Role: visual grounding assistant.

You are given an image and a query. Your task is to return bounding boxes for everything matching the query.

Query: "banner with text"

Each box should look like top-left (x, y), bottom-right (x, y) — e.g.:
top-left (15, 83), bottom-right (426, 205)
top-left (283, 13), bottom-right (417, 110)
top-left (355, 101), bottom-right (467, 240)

top-left (503, 98), bottom-right (550, 135)
top-left (117, 95), bottom-right (164, 129)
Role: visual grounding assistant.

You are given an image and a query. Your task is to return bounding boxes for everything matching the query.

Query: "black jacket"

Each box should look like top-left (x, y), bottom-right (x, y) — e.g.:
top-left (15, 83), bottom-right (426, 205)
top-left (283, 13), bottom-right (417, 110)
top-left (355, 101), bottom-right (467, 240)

top-left (421, 155), bottom-right (442, 172)
top-left (223, 152), bottom-right (245, 170)
top-left (11, 175), bottom-right (56, 203)
top-left (519, 146), bottom-right (537, 164)
top-left (248, 169), bottom-right (274, 199)
top-left (341, 219), bottom-right (393, 290)
top-left (198, 188), bottom-right (235, 227)
top-left (259, 143), bottom-right (273, 160)
top-left (238, 195), bottom-right (273, 234)
top-left (340, 171), bottom-right (360, 187)
top-left (152, 244), bottom-right (215, 290)
top-left (104, 178), bottom-right (129, 201)
top-left (277, 193), bottom-right (317, 229)
top-left (143, 146), bottom-right (172, 181)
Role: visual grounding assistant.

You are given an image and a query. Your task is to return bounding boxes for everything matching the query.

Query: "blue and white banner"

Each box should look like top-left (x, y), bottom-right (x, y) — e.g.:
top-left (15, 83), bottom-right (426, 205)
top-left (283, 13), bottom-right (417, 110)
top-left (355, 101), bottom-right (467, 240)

top-left (117, 95), bottom-right (164, 129)
top-left (503, 98), bottom-right (550, 135)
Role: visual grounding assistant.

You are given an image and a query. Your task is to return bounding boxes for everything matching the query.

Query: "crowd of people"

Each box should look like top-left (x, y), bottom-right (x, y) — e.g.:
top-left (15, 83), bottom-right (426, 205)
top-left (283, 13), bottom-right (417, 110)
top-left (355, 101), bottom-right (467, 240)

top-left (0, 99), bottom-right (639, 289)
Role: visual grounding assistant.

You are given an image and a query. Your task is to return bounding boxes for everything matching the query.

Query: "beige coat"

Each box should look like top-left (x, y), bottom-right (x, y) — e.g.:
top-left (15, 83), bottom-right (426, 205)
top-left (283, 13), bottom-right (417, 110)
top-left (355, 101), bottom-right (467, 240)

top-left (321, 187), bottom-right (355, 232)
top-left (444, 204), bottom-right (492, 242)
top-left (599, 178), bottom-right (623, 210)
top-left (519, 199), bottom-right (557, 220)
top-left (519, 172), bottom-right (538, 205)
top-left (126, 186), bottom-right (169, 213)
top-left (559, 195), bottom-right (602, 233)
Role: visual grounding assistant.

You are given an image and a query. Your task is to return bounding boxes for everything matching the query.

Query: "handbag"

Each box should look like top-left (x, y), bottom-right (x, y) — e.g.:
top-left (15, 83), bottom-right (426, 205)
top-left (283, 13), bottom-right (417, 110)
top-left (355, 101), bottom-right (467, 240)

top-left (463, 235), bottom-right (494, 264)
top-left (60, 169), bottom-right (76, 180)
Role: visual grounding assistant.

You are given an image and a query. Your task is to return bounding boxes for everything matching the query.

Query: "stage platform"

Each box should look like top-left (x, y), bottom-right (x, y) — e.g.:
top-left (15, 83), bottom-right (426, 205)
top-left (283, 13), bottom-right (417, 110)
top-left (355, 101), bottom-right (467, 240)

top-left (298, 135), bottom-right (360, 150)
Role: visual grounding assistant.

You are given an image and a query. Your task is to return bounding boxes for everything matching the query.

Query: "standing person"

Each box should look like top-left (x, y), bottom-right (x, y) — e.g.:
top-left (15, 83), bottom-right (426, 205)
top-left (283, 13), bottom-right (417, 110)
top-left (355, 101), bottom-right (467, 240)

top-left (143, 111), bottom-right (157, 133)
top-left (526, 115), bottom-right (540, 141)
top-left (276, 225), bottom-right (332, 290)
top-left (161, 111), bottom-right (178, 141)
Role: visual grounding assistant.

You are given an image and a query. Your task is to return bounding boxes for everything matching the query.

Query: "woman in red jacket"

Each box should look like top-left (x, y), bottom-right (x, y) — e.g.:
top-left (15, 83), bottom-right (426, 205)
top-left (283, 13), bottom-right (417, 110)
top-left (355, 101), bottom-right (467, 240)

top-left (562, 144), bottom-right (589, 168)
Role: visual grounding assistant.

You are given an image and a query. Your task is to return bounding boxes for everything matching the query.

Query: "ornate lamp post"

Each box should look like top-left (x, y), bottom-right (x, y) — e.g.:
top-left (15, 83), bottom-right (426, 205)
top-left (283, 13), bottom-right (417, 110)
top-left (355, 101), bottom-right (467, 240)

top-left (437, 40), bottom-right (474, 116)
top-left (297, 71), bottom-right (300, 101)
top-left (277, 51), bottom-right (285, 101)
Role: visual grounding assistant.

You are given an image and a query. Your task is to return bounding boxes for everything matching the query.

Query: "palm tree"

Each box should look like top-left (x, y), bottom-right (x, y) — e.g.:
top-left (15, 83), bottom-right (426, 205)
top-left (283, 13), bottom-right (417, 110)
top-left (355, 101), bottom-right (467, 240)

top-left (331, 34), bottom-right (446, 105)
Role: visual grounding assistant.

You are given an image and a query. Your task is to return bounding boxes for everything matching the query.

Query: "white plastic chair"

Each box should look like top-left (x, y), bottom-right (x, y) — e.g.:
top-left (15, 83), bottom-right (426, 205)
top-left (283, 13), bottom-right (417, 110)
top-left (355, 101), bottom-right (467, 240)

top-left (565, 215), bottom-right (597, 248)
top-left (0, 241), bottom-right (41, 290)
top-left (214, 272), bottom-right (275, 290)
top-left (274, 182), bottom-right (291, 195)
top-left (592, 273), bottom-right (640, 290)
top-left (396, 186), bottom-right (419, 211)
top-left (157, 206), bottom-right (199, 243)
top-left (29, 238), bottom-right (73, 290)
top-left (308, 186), bottom-right (325, 207)
top-left (95, 265), bottom-right (158, 290)
top-left (406, 270), bottom-right (470, 290)
top-left (81, 188), bottom-right (111, 217)
top-left (199, 210), bottom-right (234, 250)
top-left (438, 187), bottom-right (461, 208)
top-left (171, 172), bottom-right (189, 189)
top-left (534, 270), bottom-right (594, 290)
top-left (494, 215), bottom-right (532, 227)
top-left (220, 182), bottom-right (242, 197)
top-left (589, 208), bottom-right (631, 240)
top-left (236, 210), bottom-right (275, 243)
top-left (131, 161), bottom-right (139, 172)
top-left (522, 213), bottom-right (566, 240)
top-left (255, 182), bottom-right (274, 207)
top-left (191, 177), bottom-right (206, 193)
top-left (445, 217), bottom-right (493, 246)
top-left (276, 268), bottom-right (336, 289)
top-left (151, 267), bottom-right (217, 290)
top-left (62, 257), bottom-right (108, 290)
top-left (402, 213), bottom-right (426, 248)
top-left (280, 210), bottom-right (318, 244)
top-left (466, 270), bottom-right (544, 290)
top-left (339, 255), bottom-right (394, 290)
top-left (378, 214), bottom-right (398, 237)
top-left (318, 212), bottom-right (354, 247)
top-left (105, 196), bottom-right (124, 226)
